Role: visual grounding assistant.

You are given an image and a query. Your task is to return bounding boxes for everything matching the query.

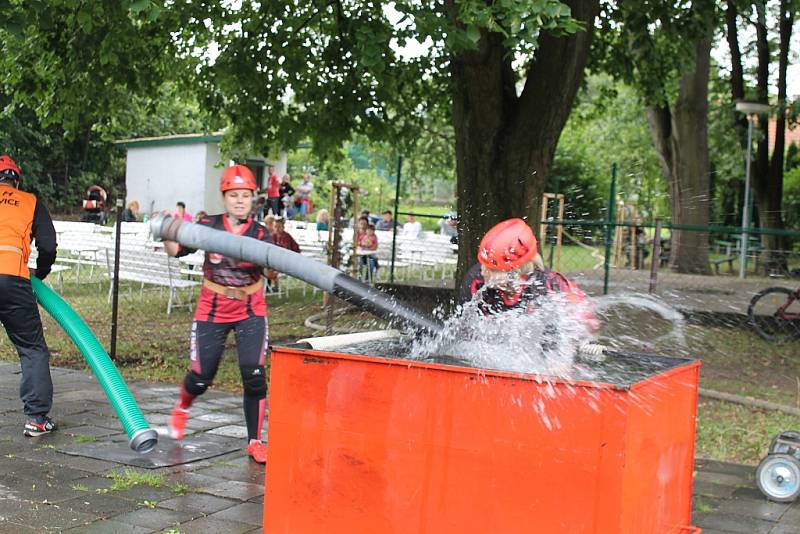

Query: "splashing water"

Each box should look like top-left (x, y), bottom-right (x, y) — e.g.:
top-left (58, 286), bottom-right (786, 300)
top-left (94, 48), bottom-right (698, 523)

top-left (592, 293), bottom-right (687, 354)
top-left (409, 288), bottom-right (597, 377)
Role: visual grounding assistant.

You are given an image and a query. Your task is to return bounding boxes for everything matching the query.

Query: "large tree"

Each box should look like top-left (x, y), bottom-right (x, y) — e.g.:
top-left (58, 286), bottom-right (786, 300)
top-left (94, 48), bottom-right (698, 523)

top-left (594, 1), bottom-right (717, 274)
top-left (725, 0), bottom-right (796, 273)
top-left (172, 0), bottom-right (599, 278)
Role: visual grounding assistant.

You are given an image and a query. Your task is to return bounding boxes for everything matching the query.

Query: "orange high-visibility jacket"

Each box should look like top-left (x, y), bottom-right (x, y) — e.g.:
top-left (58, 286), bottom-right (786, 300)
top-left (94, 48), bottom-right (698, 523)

top-left (0, 187), bottom-right (37, 278)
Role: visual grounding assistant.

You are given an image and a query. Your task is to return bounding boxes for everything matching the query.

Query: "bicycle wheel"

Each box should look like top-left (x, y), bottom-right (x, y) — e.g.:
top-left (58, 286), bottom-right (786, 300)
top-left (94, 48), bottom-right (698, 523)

top-left (748, 287), bottom-right (800, 342)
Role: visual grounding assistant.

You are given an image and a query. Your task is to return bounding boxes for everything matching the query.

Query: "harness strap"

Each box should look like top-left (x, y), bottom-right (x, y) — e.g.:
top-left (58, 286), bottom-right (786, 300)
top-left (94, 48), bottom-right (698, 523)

top-left (203, 278), bottom-right (263, 300)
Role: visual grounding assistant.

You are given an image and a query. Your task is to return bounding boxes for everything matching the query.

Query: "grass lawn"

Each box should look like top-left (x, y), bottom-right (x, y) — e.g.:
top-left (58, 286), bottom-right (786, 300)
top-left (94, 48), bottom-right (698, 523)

top-left (678, 325), bottom-right (800, 464)
top-left (0, 275), bottom-right (325, 390)
top-left (1, 273), bottom-right (798, 466)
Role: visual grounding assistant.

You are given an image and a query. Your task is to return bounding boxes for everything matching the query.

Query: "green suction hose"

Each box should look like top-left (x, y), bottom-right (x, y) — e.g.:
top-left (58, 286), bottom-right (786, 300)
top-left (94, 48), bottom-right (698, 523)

top-left (31, 277), bottom-right (158, 454)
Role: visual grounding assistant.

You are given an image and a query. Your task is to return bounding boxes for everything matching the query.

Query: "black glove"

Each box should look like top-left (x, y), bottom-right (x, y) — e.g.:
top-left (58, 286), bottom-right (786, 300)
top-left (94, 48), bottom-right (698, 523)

top-left (31, 267), bottom-right (49, 281)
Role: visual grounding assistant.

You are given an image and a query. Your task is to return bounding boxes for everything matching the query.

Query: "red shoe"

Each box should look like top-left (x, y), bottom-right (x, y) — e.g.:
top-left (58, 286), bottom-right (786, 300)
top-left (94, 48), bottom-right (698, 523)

top-left (169, 404), bottom-right (189, 440)
top-left (247, 440), bottom-right (267, 464)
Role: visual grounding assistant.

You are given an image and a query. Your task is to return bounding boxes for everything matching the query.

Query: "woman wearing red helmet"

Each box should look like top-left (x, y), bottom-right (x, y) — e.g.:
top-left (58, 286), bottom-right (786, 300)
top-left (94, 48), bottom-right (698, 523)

top-left (460, 219), bottom-right (597, 329)
top-left (163, 164), bottom-right (272, 464)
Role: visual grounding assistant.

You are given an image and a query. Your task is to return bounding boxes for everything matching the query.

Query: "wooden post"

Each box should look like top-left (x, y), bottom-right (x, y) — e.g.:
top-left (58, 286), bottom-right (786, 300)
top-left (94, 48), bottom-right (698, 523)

top-left (351, 187), bottom-right (359, 278)
top-left (555, 194), bottom-right (564, 271)
top-left (649, 218), bottom-right (662, 294)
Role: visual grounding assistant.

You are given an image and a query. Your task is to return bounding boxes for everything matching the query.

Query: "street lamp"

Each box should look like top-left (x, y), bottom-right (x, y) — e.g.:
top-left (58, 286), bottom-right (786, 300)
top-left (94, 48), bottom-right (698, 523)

top-left (734, 101), bottom-right (771, 279)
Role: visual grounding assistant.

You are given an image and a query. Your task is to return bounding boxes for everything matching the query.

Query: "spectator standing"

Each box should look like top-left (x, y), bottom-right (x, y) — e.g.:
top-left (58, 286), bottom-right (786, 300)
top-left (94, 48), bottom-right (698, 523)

top-left (439, 213), bottom-right (458, 242)
top-left (265, 166), bottom-right (282, 216)
top-left (315, 209), bottom-right (330, 231)
top-left (358, 224), bottom-right (379, 281)
top-left (280, 175), bottom-right (297, 219)
top-left (121, 200), bottom-right (140, 222)
top-left (355, 216), bottom-right (369, 243)
top-left (401, 214), bottom-right (422, 238)
top-left (0, 155), bottom-right (59, 437)
top-left (173, 201), bottom-right (192, 222)
top-left (279, 175), bottom-right (295, 200)
top-left (376, 210), bottom-right (396, 231)
top-left (295, 173), bottom-right (314, 217)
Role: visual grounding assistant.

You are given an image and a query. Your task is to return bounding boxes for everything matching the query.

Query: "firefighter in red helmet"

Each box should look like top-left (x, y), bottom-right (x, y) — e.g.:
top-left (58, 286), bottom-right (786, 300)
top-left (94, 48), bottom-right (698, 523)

top-left (460, 218), bottom-right (598, 331)
top-left (164, 164), bottom-right (272, 464)
top-left (0, 155), bottom-right (59, 436)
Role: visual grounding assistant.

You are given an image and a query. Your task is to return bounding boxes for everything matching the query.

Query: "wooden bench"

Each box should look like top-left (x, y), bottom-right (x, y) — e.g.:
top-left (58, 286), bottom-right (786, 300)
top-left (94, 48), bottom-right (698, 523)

top-left (103, 248), bottom-right (199, 314)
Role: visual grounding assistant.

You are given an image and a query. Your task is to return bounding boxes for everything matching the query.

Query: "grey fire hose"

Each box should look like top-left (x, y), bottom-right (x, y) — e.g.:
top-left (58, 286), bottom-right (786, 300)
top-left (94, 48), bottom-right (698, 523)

top-left (150, 215), bottom-right (443, 334)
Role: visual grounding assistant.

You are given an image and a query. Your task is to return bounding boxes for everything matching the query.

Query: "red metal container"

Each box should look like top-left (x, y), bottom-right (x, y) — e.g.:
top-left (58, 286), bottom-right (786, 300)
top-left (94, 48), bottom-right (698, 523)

top-left (264, 347), bottom-right (701, 534)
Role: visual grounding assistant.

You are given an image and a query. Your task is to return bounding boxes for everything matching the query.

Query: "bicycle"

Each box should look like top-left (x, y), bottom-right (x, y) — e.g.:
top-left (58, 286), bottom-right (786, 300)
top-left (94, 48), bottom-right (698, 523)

top-left (748, 287), bottom-right (800, 342)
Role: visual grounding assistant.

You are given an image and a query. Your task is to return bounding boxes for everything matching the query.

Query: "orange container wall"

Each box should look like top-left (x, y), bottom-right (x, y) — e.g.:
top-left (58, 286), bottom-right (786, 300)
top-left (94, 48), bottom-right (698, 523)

top-left (264, 348), bottom-right (702, 534)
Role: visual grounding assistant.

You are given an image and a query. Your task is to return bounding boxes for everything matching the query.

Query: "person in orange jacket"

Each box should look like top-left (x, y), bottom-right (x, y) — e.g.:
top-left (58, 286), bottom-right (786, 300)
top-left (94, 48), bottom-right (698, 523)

top-left (0, 155), bottom-right (59, 436)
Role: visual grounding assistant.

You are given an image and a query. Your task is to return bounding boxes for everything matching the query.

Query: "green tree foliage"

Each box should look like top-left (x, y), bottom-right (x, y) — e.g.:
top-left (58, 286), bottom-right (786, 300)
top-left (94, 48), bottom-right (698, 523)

top-left (170, 0), bottom-right (597, 277)
top-left (0, 1), bottom-right (187, 209)
top-left (593, 0), bottom-right (717, 273)
top-left (551, 75), bottom-right (665, 222)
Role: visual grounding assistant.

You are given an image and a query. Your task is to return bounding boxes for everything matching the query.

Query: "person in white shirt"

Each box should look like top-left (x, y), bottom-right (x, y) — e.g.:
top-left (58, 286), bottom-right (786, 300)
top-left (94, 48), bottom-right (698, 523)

top-left (296, 174), bottom-right (314, 217)
top-left (401, 214), bottom-right (422, 238)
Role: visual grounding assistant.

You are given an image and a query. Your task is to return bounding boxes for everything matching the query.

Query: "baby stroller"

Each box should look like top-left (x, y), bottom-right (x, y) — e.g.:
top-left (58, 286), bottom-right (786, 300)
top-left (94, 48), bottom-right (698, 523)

top-left (81, 185), bottom-right (108, 224)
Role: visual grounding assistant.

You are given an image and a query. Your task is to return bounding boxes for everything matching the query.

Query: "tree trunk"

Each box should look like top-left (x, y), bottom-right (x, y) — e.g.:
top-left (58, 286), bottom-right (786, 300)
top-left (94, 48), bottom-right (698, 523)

top-left (756, 0), bottom-right (794, 273)
top-left (450, 0), bottom-right (599, 281)
top-left (646, 38), bottom-right (712, 274)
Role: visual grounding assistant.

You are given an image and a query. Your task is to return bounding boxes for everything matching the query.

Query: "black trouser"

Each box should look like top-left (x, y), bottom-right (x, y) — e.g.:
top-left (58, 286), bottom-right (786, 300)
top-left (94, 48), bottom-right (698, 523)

top-left (187, 316), bottom-right (268, 441)
top-left (0, 274), bottom-right (53, 417)
top-left (267, 197), bottom-right (281, 216)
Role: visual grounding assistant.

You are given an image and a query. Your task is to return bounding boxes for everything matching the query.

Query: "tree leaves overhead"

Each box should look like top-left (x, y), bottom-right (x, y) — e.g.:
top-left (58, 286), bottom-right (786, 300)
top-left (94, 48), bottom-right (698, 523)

top-left (592, 0), bottom-right (718, 106)
top-left (0, 0), bottom-right (176, 137)
top-left (172, 0), bottom-right (581, 159)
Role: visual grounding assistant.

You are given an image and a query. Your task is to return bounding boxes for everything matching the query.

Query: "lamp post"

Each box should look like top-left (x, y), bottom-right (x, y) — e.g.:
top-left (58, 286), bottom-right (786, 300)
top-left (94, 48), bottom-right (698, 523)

top-left (734, 101), bottom-right (770, 279)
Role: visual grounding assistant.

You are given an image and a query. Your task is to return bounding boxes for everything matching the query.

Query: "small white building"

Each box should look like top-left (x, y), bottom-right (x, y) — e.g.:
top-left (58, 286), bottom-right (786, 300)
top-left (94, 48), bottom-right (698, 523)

top-left (116, 133), bottom-right (287, 216)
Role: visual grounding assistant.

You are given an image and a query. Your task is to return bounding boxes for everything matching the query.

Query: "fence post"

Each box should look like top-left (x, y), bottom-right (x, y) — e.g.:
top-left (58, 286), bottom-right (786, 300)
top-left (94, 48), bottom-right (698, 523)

top-left (649, 218), bottom-right (662, 294)
top-left (390, 155), bottom-right (402, 283)
top-left (110, 198), bottom-right (123, 361)
top-left (603, 164), bottom-right (617, 295)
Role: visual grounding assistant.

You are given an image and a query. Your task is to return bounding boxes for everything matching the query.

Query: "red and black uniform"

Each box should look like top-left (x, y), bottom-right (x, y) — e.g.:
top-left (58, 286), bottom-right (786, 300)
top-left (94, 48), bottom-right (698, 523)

top-left (459, 263), bottom-right (598, 330)
top-left (0, 185), bottom-right (58, 418)
top-left (175, 214), bottom-right (271, 442)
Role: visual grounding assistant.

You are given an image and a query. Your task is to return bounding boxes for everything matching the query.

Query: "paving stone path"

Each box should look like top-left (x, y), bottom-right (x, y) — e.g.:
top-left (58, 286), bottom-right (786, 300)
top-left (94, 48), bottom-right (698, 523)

top-left (0, 363), bottom-right (797, 533)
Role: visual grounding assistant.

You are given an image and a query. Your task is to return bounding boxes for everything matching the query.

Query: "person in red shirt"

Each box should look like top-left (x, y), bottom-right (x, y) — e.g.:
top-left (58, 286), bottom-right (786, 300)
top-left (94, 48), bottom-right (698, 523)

top-left (164, 165), bottom-right (271, 464)
top-left (265, 166), bottom-right (282, 217)
top-left (357, 224), bottom-right (379, 281)
top-left (271, 217), bottom-right (300, 253)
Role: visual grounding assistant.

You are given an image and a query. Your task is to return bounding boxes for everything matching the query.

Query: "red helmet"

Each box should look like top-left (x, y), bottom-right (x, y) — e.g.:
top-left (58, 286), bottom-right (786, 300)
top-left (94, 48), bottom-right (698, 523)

top-left (220, 165), bottom-right (256, 192)
top-left (0, 155), bottom-right (21, 182)
top-left (477, 218), bottom-right (538, 271)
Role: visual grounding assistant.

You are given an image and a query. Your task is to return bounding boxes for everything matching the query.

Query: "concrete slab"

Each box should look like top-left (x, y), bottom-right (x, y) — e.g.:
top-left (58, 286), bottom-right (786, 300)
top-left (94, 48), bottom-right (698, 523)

top-left (65, 519), bottom-right (154, 533)
top-left (198, 481), bottom-right (264, 501)
top-left (170, 515), bottom-right (252, 534)
top-left (208, 502), bottom-right (263, 526)
top-left (109, 508), bottom-right (194, 531)
top-left (206, 425), bottom-right (248, 439)
top-left (57, 433), bottom-right (241, 469)
top-left (158, 493), bottom-right (238, 514)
